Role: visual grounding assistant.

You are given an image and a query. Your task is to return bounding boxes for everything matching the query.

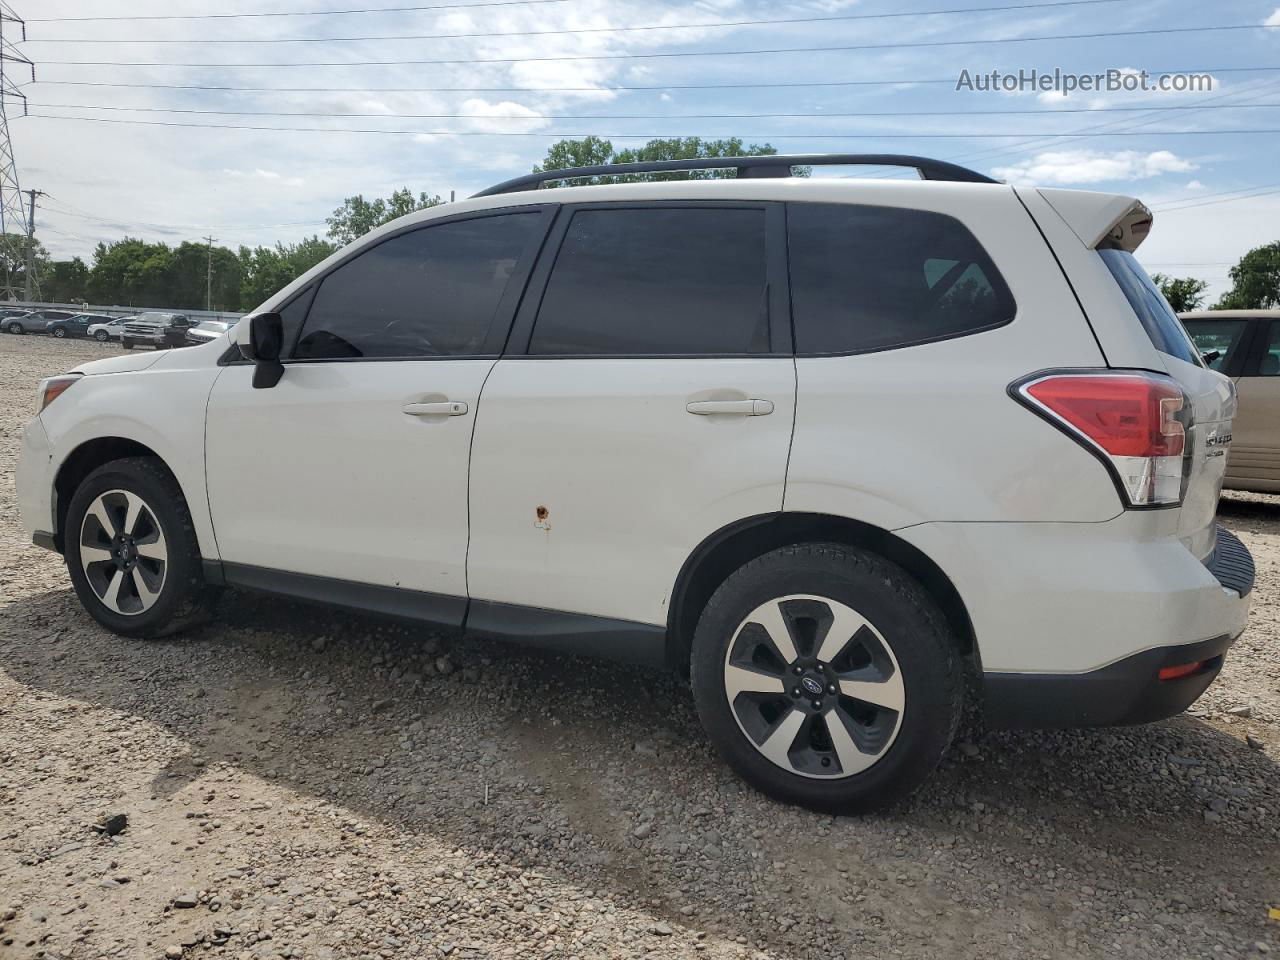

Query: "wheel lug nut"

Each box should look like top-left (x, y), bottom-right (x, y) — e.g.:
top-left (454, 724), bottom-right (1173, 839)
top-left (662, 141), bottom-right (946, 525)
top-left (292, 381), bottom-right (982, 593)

top-left (827, 684), bottom-right (837, 694)
top-left (792, 687), bottom-right (801, 697)
top-left (793, 666), bottom-right (802, 675)
top-left (811, 700), bottom-right (822, 710)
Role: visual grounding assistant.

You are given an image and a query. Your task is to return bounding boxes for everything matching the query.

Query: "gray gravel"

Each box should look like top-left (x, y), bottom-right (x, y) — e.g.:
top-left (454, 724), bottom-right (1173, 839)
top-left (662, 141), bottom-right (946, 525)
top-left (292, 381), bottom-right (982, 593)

top-left (1, 334), bottom-right (1278, 959)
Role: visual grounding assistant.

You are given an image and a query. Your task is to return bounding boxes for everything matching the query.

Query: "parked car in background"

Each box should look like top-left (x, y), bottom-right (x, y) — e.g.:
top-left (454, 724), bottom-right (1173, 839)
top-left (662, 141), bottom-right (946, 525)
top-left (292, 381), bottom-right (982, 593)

top-left (5, 309), bottom-right (75, 335)
top-left (185, 319), bottom-right (233, 345)
top-left (87, 316), bottom-right (130, 342)
top-left (17, 155), bottom-right (1253, 813)
top-left (1181, 309), bottom-right (1280, 493)
top-left (47, 314), bottom-right (118, 339)
top-left (121, 312), bottom-right (193, 350)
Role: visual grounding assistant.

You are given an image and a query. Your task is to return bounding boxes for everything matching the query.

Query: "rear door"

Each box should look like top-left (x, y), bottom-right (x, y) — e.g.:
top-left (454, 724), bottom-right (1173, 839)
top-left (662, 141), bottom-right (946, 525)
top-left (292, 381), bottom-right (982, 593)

top-left (465, 201), bottom-right (795, 639)
top-left (1231, 319), bottom-right (1280, 490)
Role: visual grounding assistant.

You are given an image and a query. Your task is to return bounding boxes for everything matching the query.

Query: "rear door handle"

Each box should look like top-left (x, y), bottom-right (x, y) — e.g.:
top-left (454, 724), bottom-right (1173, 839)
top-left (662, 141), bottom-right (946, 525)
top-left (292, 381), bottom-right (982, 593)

top-left (402, 401), bottom-right (469, 417)
top-left (686, 399), bottom-right (774, 416)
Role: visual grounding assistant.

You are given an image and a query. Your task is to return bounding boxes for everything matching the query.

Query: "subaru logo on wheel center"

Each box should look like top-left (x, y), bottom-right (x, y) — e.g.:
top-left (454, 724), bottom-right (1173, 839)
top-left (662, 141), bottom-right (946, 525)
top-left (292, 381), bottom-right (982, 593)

top-left (801, 676), bottom-right (824, 696)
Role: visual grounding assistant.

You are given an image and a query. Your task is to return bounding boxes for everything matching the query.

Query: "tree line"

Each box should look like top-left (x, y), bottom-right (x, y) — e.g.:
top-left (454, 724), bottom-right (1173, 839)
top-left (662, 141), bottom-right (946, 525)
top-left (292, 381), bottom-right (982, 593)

top-left (16, 136), bottom-right (1280, 313)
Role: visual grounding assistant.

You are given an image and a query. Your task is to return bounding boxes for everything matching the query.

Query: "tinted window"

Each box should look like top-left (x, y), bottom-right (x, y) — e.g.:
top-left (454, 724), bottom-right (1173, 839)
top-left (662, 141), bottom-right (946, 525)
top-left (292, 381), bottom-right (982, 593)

top-left (787, 203), bottom-right (1015, 354)
top-left (1181, 318), bottom-right (1249, 371)
top-left (1098, 249), bottom-right (1201, 366)
top-left (295, 213), bottom-right (538, 359)
top-left (528, 207), bottom-right (769, 355)
top-left (1259, 321), bottom-right (1280, 377)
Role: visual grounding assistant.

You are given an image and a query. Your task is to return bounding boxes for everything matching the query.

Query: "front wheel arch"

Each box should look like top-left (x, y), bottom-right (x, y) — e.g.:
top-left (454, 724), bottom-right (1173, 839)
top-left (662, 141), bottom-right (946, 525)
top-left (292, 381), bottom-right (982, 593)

top-left (53, 438), bottom-right (171, 553)
top-left (667, 512), bottom-right (978, 676)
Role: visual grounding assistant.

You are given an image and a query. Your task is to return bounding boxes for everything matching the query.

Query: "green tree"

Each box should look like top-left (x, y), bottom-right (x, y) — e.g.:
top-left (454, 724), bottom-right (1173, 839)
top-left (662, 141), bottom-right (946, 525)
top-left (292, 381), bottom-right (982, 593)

top-left (533, 136), bottom-right (800, 187)
top-left (0, 234), bottom-right (49, 299)
top-left (44, 257), bottom-right (90, 303)
top-left (239, 235), bottom-right (337, 309)
top-left (326, 189), bottom-right (445, 245)
top-left (1150, 273), bottom-right (1209, 313)
top-left (1216, 242), bottom-right (1280, 309)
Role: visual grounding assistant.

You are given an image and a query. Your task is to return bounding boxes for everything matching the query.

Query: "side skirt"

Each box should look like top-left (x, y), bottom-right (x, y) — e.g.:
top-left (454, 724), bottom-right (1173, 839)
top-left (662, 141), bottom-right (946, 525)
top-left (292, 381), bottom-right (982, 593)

top-left (206, 561), bottom-right (668, 668)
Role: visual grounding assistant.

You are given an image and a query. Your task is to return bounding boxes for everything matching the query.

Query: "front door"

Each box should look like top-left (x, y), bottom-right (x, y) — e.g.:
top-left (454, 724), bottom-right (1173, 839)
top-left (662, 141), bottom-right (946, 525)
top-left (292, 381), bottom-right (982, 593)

top-left (466, 202), bottom-right (796, 639)
top-left (205, 207), bottom-right (552, 613)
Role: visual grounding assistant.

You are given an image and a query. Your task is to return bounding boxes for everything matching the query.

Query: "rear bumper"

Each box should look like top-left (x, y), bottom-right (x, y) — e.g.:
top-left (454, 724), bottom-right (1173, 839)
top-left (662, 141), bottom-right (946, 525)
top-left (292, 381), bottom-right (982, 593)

top-left (984, 632), bottom-right (1234, 728)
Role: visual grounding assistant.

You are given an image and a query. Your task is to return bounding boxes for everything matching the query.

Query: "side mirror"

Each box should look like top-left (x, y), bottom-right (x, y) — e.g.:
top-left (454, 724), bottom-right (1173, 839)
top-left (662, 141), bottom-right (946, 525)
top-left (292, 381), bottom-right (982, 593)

top-left (237, 313), bottom-right (285, 389)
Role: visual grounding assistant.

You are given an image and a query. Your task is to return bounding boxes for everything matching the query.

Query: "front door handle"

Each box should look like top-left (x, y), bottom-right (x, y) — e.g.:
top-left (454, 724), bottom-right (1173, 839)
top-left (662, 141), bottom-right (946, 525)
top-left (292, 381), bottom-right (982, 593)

top-left (402, 401), bottom-right (469, 417)
top-left (686, 399), bottom-right (774, 416)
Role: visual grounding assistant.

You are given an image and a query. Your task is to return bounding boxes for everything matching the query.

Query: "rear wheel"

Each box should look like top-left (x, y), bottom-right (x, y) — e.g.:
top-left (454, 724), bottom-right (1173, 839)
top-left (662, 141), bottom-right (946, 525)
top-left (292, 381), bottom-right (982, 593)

top-left (690, 543), bottom-right (962, 814)
top-left (52, 326), bottom-right (66, 338)
top-left (64, 457), bottom-right (216, 638)
top-left (94, 330), bottom-right (110, 342)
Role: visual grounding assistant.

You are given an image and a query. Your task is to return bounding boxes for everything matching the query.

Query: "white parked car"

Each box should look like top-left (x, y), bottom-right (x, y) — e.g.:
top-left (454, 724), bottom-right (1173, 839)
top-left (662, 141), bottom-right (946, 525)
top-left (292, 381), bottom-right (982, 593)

top-left (87, 316), bottom-right (130, 342)
top-left (16, 155), bottom-right (1253, 812)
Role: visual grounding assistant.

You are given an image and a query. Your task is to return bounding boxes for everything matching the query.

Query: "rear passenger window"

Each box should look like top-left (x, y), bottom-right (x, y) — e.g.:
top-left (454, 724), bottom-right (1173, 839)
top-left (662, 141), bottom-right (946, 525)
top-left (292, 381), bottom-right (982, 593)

top-left (787, 203), bottom-right (1016, 354)
top-left (528, 207), bottom-right (769, 356)
top-left (294, 212), bottom-right (538, 359)
top-left (1259, 322), bottom-right (1280, 377)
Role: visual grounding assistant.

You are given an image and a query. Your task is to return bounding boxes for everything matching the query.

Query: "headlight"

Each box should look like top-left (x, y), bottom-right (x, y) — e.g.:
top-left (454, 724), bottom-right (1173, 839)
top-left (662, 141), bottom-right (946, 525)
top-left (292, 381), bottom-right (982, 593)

top-left (36, 374), bottom-right (82, 413)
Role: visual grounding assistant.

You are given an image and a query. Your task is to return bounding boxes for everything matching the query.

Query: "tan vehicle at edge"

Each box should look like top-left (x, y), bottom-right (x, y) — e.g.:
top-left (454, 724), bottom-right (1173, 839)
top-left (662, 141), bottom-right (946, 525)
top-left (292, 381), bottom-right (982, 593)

top-left (1181, 309), bottom-right (1280, 493)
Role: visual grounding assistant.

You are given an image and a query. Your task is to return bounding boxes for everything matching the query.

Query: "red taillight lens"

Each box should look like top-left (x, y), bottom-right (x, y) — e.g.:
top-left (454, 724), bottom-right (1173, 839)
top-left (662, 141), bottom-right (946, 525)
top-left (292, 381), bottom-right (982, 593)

top-left (1014, 371), bottom-right (1191, 507)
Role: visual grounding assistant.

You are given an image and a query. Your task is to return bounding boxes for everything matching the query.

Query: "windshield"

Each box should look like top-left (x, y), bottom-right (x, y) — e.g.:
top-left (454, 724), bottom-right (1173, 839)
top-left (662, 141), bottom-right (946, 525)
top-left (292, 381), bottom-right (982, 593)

top-left (1098, 248), bottom-right (1203, 367)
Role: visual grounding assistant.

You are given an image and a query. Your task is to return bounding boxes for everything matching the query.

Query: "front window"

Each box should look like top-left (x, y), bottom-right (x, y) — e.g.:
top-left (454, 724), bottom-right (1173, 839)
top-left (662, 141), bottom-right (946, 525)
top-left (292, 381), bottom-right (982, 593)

top-left (1181, 318), bottom-right (1249, 371)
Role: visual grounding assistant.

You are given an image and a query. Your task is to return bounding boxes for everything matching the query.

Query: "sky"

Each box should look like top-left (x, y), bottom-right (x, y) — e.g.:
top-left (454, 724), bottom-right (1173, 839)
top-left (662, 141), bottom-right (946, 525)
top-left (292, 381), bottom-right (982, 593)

top-left (9, 0), bottom-right (1280, 304)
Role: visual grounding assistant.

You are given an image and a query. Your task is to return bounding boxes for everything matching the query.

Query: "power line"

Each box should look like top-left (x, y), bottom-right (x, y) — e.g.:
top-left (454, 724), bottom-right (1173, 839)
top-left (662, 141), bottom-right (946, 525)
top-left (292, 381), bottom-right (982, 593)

top-left (29, 100), bottom-right (1280, 122)
top-left (25, 0), bottom-right (1133, 44)
top-left (25, 113), bottom-right (1280, 138)
top-left (21, 66), bottom-right (1280, 95)
top-left (33, 24), bottom-right (1280, 69)
top-left (1156, 186), bottom-right (1280, 212)
top-left (1156, 181), bottom-right (1280, 210)
top-left (28, 0), bottom-right (574, 22)
top-left (41, 199), bottom-right (327, 231)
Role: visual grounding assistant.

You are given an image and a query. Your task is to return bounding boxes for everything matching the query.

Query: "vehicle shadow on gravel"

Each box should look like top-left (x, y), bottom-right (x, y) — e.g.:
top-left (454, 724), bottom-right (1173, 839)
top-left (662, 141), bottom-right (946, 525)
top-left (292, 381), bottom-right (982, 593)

top-left (4, 584), bottom-right (1279, 950)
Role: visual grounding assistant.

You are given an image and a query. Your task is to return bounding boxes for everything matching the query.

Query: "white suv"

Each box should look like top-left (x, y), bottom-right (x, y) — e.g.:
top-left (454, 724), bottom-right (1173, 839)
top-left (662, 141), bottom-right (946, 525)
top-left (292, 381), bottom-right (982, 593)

top-left (16, 155), bottom-right (1253, 812)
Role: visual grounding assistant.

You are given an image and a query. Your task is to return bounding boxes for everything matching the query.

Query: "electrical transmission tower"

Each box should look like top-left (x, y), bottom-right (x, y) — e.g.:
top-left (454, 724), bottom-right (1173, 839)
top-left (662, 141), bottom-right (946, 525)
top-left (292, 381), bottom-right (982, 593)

top-left (0, 2), bottom-right (33, 302)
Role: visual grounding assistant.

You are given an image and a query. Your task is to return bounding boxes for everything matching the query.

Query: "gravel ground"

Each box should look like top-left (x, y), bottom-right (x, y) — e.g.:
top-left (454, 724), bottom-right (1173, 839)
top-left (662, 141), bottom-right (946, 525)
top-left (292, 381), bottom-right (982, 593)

top-left (1, 333), bottom-right (1278, 960)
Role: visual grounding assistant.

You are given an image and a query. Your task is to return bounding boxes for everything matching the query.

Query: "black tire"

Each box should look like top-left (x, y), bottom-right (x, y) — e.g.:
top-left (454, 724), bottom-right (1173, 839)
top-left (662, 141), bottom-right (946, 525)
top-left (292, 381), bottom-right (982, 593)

top-left (52, 326), bottom-right (66, 338)
top-left (64, 457), bottom-right (216, 639)
top-left (95, 330), bottom-right (110, 342)
top-left (121, 338), bottom-right (133, 349)
top-left (7, 321), bottom-right (22, 334)
top-left (690, 543), bottom-right (962, 814)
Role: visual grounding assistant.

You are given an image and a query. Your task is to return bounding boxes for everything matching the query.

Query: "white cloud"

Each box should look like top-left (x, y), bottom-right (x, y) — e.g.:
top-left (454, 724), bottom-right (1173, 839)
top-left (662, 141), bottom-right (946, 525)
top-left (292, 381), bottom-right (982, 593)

top-left (1265, 8), bottom-right (1280, 26)
top-left (992, 150), bottom-right (1197, 185)
top-left (456, 98), bottom-right (549, 134)
top-left (1184, 180), bottom-right (1206, 191)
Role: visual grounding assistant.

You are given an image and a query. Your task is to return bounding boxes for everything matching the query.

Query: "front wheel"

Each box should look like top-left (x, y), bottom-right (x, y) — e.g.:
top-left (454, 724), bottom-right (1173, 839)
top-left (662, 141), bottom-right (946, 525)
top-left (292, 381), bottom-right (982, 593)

top-left (121, 338), bottom-right (133, 349)
top-left (95, 330), bottom-right (110, 341)
top-left (64, 457), bottom-right (216, 638)
top-left (690, 543), bottom-right (962, 814)
top-left (7, 321), bottom-right (22, 334)
top-left (52, 326), bottom-right (66, 338)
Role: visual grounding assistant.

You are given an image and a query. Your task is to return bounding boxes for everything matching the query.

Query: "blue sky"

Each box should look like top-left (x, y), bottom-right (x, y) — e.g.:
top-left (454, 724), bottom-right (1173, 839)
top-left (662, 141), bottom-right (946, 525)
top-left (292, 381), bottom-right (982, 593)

top-left (13, 0), bottom-right (1280, 303)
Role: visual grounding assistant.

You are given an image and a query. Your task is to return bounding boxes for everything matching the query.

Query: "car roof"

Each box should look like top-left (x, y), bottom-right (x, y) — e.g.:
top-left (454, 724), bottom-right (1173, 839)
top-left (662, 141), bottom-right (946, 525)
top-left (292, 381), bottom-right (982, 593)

top-left (1180, 309), bottom-right (1280, 319)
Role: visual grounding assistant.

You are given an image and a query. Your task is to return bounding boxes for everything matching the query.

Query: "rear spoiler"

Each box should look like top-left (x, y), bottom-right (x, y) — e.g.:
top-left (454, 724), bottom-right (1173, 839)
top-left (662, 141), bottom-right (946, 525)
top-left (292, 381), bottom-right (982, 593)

top-left (1028, 188), bottom-right (1152, 252)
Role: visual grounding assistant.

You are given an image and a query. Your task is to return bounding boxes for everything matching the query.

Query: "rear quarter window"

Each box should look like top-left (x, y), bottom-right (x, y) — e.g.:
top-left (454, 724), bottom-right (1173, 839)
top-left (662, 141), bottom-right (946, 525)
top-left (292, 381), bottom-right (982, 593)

top-left (1098, 248), bottom-right (1202, 367)
top-left (787, 202), bottom-right (1016, 355)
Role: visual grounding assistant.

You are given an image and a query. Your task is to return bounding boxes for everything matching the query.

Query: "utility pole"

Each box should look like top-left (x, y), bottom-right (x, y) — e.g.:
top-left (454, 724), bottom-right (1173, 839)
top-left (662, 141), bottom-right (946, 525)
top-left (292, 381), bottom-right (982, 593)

top-left (0, 3), bottom-right (34, 302)
top-left (22, 185), bottom-right (41, 300)
top-left (203, 235), bottom-right (217, 311)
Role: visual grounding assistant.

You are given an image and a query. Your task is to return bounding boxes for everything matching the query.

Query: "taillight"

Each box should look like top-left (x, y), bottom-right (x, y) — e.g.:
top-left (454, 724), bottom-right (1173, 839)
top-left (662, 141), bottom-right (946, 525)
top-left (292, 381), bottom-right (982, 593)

top-left (1012, 370), bottom-right (1191, 508)
top-left (36, 374), bottom-right (82, 413)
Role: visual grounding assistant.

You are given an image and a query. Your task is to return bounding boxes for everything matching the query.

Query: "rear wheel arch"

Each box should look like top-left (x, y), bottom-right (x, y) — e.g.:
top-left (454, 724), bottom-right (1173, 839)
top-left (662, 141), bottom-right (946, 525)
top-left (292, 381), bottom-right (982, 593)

top-left (667, 512), bottom-right (978, 674)
top-left (53, 438), bottom-right (180, 551)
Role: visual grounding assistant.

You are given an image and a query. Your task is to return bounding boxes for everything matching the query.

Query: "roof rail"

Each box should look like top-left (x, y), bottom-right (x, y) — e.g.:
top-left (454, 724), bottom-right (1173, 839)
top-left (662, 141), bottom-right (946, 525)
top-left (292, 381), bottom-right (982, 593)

top-left (473, 153), bottom-right (998, 197)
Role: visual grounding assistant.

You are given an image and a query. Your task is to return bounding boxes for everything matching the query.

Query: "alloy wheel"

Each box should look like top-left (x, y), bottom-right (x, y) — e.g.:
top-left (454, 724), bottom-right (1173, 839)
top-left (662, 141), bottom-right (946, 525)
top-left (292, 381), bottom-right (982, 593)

top-left (78, 489), bottom-right (168, 616)
top-left (723, 594), bottom-right (904, 779)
